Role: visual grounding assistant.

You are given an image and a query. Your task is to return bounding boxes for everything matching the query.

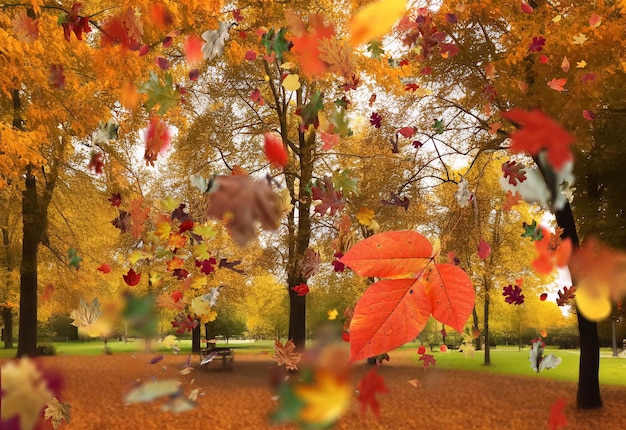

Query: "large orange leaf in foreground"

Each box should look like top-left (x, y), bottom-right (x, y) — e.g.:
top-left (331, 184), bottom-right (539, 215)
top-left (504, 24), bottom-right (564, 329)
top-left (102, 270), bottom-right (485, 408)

top-left (340, 231), bottom-right (475, 362)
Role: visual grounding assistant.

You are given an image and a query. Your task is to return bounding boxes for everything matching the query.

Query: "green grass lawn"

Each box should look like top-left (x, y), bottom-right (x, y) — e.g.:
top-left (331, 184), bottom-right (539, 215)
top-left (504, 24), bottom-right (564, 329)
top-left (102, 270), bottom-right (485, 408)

top-left (0, 338), bottom-right (276, 359)
top-left (399, 343), bottom-right (626, 386)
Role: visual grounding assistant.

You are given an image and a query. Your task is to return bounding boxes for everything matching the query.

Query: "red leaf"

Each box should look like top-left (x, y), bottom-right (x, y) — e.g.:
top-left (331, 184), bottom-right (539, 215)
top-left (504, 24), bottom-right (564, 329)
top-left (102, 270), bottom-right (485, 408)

top-left (311, 177), bottom-right (345, 216)
top-left (88, 151), bottom-right (104, 174)
top-left (502, 161), bottom-right (527, 185)
top-left (418, 353), bottom-right (436, 368)
top-left (440, 344), bottom-right (448, 353)
top-left (521, 2), bottom-right (533, 14)
top-left (156, 56), bottom-right (170, 70)
top-left (144, 117), bottom-right (171, 166)
top-left (583, 110), bottom-right (596, 121)
top-left (97, 263), bottom-right (111, 274)
top-left (548, 398), bottom-right (568, 430)
top-left (502, 109), bottom-right (574, 171)
top-left (244, 50), bottom-right (257, 61)
top-left (417, 345), bottom-right (426, 355)
top-left (264, 132), bottom-right (288, 167)
top-left (49, 64), bottom-right (65, 89)
top-left (183, 35), bottom-right (204, 65)
top-left (291, 283), bottom-right (310, 296)
top-left (477, 239), bottom-right (491, 260)
top-left (556, 286), bottom-right (576, 306)
top-left (356, 368), bottom-right (388, 419)
top-left (233, 9), bottom-right (244, 22)
top-left (123, 268), bottom-right (141, 286)
top-left (398, 126), bottom-right (415, 138)
top-left (540, 293), bottom-right (548, 301)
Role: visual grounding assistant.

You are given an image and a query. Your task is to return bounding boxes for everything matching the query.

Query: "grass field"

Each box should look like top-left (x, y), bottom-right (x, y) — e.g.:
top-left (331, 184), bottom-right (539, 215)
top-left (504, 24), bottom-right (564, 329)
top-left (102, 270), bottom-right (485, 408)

top-left (2, 339), bottom-right (625, 386)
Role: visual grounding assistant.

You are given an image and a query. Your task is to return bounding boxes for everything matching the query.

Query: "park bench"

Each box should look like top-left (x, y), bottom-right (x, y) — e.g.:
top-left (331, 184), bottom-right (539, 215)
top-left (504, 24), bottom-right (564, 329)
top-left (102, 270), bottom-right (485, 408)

top-left (200, 343), bottom-right (234, 371)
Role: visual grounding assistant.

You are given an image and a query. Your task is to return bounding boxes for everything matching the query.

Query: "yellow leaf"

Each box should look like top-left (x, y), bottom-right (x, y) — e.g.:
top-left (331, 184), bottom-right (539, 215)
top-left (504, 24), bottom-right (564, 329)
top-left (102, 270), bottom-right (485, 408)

top-left (327, 309), bottom-right (338, 320)
top-left (192, 243), bottom-right (210, 260)
top-left (575, 279), bottom-right (611, 321)
top-left (162, 335), bottom-right (178, 348)
top-left (191, 276), bottom-right (207, 290)
top-left (128, 250), bottom-right (143, 265)
top-left (355, 207), bottom-right (375, 225)
top-left (572, 33), bottom-right (587, 45)
top-left (155, 221), bottom-right (172, 240)
top-left (552, 15), bottom-right (562, 23)
top-left (191, 295), bottom-right (211, 316)
top-left (193, 224), bottom-right (217, 239)
top-left (280, 62), bottom-right (297, 70)
top-left (282, 74), bottom-right (301, 91)
top-left (295, 370), bottom-right (351, 426)
top-left (349, 0), bottom-right (407, 46)
top-left (576, 60), bottom-right (587, 69)
top-left (161, 197), bottom-right (179, 211)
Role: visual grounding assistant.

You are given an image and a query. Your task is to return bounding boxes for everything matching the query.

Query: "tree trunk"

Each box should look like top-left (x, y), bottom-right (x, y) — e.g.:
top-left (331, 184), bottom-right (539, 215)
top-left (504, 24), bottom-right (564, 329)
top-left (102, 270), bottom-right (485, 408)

top-left (472, 307), bottom-right (482, 350)
top-left (2, 306), bottom-right (13, 348)
top-left (555, 202), bottom-right (602, 408)
top-left (192, 321), bottom-right (201, 353)
top-left (484, 293), bottom-right (491, 365)
top-left (17, 167), bottom-right (40, 357)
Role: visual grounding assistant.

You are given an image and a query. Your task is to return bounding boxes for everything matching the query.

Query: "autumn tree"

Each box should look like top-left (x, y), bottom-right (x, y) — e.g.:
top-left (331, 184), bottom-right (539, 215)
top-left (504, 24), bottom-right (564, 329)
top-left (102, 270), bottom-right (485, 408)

top-left (384, 0), bottom-right (626, 408)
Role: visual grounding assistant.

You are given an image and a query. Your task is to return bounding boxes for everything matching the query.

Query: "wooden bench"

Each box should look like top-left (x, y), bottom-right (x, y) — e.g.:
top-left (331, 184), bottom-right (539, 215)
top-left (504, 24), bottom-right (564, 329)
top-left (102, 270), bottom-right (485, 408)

top-left (200, 346), bottom-right (234, 371)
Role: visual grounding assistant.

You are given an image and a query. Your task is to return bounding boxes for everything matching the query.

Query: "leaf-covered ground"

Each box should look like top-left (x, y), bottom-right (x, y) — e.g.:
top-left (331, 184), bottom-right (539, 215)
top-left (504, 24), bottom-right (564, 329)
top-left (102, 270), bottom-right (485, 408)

top-left (15, 350), bottom-right (626, 429)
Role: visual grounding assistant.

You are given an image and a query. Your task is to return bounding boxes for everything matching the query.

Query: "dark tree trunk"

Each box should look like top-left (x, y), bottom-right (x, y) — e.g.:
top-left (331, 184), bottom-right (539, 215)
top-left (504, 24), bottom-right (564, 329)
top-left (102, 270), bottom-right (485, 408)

top-left (472, 307), bottom-right (482, 351)
top-left (17, 167), bottom-right (41, 357)
top-left (2, 306), bottom-right (13, 348)
top-left (556, 203), bottom-right (602, 409)
top-left (555, 203), bottom-right (602, 408)
top-left (484, 293), bottom-right (491, 365)
top-left (192, 321), bottom-right (201, 353)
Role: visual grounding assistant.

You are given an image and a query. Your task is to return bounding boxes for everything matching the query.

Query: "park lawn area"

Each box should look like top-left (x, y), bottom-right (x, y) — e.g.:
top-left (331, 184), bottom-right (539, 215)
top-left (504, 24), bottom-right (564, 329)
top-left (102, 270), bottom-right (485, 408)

top-left (0, 338), bottom-right (277, 359)
top-left (397, 343), bottom-right (626, 386)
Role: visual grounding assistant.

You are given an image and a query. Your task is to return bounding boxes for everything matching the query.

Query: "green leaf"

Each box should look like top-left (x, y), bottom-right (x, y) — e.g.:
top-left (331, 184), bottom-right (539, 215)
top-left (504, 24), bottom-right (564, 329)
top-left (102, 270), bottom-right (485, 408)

top-left (332, 169), bottom-right (359, 196)
top-left (330, 106), bottom-right (351, 137)
top-left (366, 40), bottom-right (385, 59)
top-left (296, 91), bottom-right (324, 130)
top-left (432, 119), bottom-right (445, 134)
top-left (521, 219), bottom-right (544, 241)
top-left (138, 71), bottom-right (180, 115)
top-left (262, 27), bottom-right (290, 62)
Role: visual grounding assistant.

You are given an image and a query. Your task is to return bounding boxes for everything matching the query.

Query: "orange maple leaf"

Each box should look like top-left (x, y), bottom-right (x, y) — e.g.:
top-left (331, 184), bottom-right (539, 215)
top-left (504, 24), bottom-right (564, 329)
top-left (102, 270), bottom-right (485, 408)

top-left (547, 78), bottom-right (567, 91)
top-left (532, 227), bottom-right (572, 274)
top-left (340, 231), bottom-right (474, 362)
top-left (502, 109), bottom-right (574, 171)
top-left (291, 14), bottom-right (335, 77)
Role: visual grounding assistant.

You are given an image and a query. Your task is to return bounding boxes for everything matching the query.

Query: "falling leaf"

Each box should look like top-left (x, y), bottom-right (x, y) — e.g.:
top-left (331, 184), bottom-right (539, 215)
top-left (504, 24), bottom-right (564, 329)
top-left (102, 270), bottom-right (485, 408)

top-left (1, 358), bottom-right (54, 430)
top-left (44, 397), bottom-right (71, 430)
top-left (521, 2), bottom-right (533, 14)
top-left (201, 175), bottom-right (281, 247)
top-left (150, 354), bottom-right (165, 364)
top-left (311, 177), bottom-right (345, 216)
top-left (183, 35), bottom-right (204, 65)
top-left (408, 379), bottom-right (421, 388)
top-left (139, 72), bottom-right (180, 116)
top-left (292, 369), bottom-right (351, 426)
top-left (124, 380), bottom-right (181, 403)
top-left (418, 353), bottom-right (437, 368)
top-left (59, 3), bottom-right (90, 42)
top-left (561, 57), bottom-right (570, 72)
top-left (264, 132), bottom-right (288, 167)
top-left (398, 126), bottom-right (415, 138)
top-left (502, 161), bottom-right (527, 185)
top-left (202, 21), bottom-right (236, 60)
top-left (539, 54), bottom-right (549, 64)
top-left (123, 268), bottom-right (141, 287)
top-left (340, 231), bottom-right (474, 362)
top-left (528, 36), bottom-right (545, 52)
top-left (282, 74), bottom-right (301, 91)
top-left (540, 329), bottom-right (548, 337)
top-left (556, 286), bottom-right (576, 306)
top-left (349, 0), bottom-right (406, 46)
top-left (503, 190), bottom-right (522, 212)
top-left (529, 340), bottom-right (561, 372)
top-left (273, 339), bottom-right (303, 371)
top-left (572, 33), bottom-right (587, 44)
top-left (576, 60), bottom-right (587, 69)
top-left (291, 283), bottom-right (310, 296)
top-left (49, 64), bottom-right (66, 89)
top-left (12, 10), bottom-right (39, 43)
top-left (171, 313), bottom-right (198, 334)
top-left (454, 179), bottom-right (472, 207)
top-left (477, 239), bottom-right (491, 260)
top-left (70, 298), bottom-right (102, 336)
top-left (548, 398), bottom-right (568, 430)
top-left (589, 14), bottom-right (601, 28)
top-left (440, 344), bottom-right (448, 353)
top-left (357, 368), bottom-right (388, 419)
top-left (552, 15), bottom-right (562, 23)
top-left (97, 263), bottom-right (111, 274)
top-left (327, 309), bottom-right (338, 320)
top-left (503, 284), bottom-right (525, 305)
top-left (540, 293), bottom-right (548, 301)
top-left (144, 117), bottom-right (171, 165)
top-left (67, 248), bottom-right (82, 270)
top-left (502, 109), bottom-right (574, 171)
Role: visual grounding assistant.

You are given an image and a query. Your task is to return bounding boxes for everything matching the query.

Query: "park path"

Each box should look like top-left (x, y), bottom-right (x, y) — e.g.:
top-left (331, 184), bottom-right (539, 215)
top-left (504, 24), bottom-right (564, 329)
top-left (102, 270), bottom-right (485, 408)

top-left (6, 350), bottom-right (626, 429)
